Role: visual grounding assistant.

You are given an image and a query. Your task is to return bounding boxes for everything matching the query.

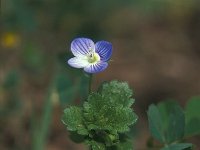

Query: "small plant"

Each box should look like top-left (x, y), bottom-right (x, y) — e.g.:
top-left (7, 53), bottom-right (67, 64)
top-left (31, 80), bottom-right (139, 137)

top-left (62, 80), bottom-right (137, 150)
top-left (62, 38), bottom-right (138, 149)
top-left (62, 37), bottom-right (199, 150)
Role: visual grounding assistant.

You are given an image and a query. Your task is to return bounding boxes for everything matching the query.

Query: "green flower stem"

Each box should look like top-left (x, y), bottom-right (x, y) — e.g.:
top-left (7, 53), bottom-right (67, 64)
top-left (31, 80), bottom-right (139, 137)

top-left (88, 74), bottom-right (93, 94)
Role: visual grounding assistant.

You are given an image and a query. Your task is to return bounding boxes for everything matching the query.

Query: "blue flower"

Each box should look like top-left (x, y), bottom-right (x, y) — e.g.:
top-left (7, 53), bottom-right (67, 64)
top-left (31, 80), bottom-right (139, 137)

top-left (68, 38), bottom-right (112, 73)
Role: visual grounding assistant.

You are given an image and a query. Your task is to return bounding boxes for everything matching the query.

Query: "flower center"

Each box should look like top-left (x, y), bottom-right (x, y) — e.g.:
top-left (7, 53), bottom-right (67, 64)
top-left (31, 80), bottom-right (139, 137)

top-left (87, 52), bottom-right (100, 63)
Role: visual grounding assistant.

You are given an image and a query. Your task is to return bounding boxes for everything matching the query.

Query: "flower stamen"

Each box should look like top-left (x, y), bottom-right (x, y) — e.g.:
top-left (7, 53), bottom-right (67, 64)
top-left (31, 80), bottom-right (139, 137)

top-left (87, 50), bottom-right (100, 64)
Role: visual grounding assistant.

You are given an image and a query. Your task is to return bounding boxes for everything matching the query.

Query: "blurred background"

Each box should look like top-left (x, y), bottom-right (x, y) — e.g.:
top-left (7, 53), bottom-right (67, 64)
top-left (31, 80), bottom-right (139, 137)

top-left (1, 0), bottom-right (200, 149)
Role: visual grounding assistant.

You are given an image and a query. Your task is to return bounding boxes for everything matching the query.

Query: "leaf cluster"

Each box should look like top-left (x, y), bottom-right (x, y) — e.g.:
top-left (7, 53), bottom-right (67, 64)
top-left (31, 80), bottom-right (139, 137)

top-left (147, 97), bottom-right (200, 150)
top-left (62, 81), bottom-right (138, 150)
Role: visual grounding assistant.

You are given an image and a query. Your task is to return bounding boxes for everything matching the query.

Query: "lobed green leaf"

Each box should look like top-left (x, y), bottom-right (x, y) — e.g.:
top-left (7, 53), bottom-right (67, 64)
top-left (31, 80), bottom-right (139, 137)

top-left (83, 81), bottom-right (137, 133)
top-left (62, 106), bottom-right (88, 135)
top-left (161, 143), bottom-right (193, 150)
top-left (185, 96), bottom-right (200, 136)
top-left (158, 101), bottom-right (185, 143)
top-left (147, 101), bottom-right (185, 144)
top-left (101, 81), bottom-right (135, 107)
top-left (147, 104), bottom-right (165, 143)
top-left (115, 140), bottom-right (133, 150)
top-left (86, 140), bottom-right (106, 150)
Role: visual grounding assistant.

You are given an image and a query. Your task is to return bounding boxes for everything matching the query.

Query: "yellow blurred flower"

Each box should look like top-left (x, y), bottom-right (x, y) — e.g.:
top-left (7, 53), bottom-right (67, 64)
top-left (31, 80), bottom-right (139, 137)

top-left (1, 32), bottom-right (20, 48)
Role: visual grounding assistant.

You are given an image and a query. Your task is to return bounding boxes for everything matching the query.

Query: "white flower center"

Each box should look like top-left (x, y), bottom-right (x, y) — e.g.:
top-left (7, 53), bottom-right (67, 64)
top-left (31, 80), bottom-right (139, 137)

top-left (87, 48), bottom-right (100, 63)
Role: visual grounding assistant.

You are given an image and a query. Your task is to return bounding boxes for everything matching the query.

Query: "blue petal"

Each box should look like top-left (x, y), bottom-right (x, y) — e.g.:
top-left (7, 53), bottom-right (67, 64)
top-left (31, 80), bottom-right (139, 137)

top-left (84, 62), bottom-right (108, 73)
top-left (95, 41), bottom-right (112, 62)
top-left (71, 38), bottom-right (95, 57)
top-left (68, 57), bottom-right (89, 68)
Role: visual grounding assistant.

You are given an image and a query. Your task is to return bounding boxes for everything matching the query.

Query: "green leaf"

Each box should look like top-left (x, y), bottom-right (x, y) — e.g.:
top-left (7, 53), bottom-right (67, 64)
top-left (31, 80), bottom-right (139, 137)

top-left (185, 96), bottom-right (200, 136)
top-left (86, 140), bottom-right (106, 150)
top-left (62, 106), bottom-right (88, 135)
top-left (157, 100), bottom-right (178, 129)
top-left (83, 81), bottom-right (138, 133)
top-left (161, 143), bottom-right (193, 150)
top-left (101, 81), bottom-right (135, 107)
top-left (167, 106), bottom-right (185, 143)
top-left (116, 140), bottom-right (133, 150)
top-left (69, 131), bottom-right (85, 143)
top-left (147, 104), bottom-right (165, 143)
top-left (148, 101), bottom-right (185, 144)
top-left (158, 101), bottom-right (185, 143)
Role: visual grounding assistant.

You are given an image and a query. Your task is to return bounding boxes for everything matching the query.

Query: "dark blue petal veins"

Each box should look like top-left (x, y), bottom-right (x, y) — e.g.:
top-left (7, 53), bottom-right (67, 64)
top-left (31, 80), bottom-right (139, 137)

top-left (71, 38), bottom-right (95, 57)
top-left (84, 62), bottom-right (108, 73)
top-left (95, 41), bottom-right (112, 62)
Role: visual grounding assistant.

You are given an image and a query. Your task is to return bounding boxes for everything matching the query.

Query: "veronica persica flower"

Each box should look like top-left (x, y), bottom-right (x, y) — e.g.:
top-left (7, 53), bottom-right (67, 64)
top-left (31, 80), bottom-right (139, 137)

top-left (68, 38), bottom-right (112, 73)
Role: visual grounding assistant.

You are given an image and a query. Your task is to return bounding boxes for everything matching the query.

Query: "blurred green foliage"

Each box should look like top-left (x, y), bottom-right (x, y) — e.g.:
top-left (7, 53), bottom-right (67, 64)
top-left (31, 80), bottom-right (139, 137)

top-left (0, 70), bottom-right (21, 115)
top-left (21, 42), bottom-right (45, 73)
top-left (2, 70), bottom-right (20, 89)
top-left (1, 0), bottom-right (200, 149)
top-left (30, 52), bottom-right (90, 150)
top-left (31, 88), bottom-right (53, 150)
top-left (3, 0), bottom-right (199, 36)
top-left (54, 72), bottom-right (89, 106)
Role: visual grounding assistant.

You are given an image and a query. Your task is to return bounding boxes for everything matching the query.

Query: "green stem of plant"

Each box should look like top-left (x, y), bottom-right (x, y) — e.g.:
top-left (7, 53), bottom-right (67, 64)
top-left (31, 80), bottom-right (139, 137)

top-left (88, 74), bottom-right (93, 94)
